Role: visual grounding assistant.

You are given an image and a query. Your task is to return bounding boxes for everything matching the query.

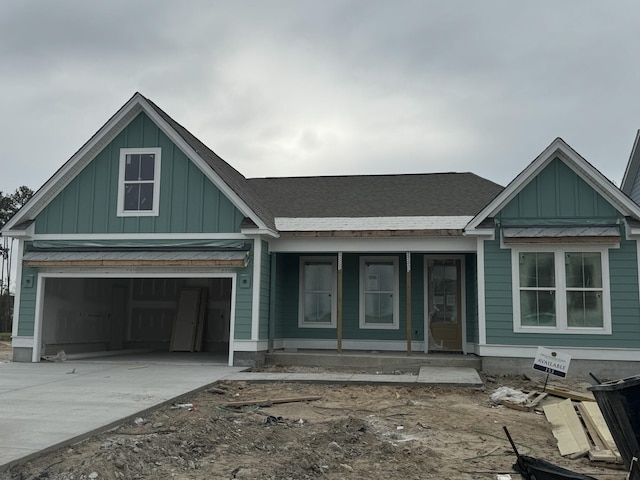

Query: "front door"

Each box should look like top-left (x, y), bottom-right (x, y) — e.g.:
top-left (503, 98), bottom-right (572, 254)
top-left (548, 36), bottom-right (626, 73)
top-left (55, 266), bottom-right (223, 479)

top-left (426, 258), bottom-right (463, 352)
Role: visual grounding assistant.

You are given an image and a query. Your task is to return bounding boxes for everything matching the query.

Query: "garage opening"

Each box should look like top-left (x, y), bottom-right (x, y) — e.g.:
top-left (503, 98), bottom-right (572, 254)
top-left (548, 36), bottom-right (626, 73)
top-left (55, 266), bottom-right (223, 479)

top-left (40, 276), bottom-right (233, 360)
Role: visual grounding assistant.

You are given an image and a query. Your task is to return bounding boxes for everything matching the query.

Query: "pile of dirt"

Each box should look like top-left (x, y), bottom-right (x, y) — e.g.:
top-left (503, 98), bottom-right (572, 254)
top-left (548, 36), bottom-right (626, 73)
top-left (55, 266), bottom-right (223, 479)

top-left (5, 377), bottom-right (623, 480)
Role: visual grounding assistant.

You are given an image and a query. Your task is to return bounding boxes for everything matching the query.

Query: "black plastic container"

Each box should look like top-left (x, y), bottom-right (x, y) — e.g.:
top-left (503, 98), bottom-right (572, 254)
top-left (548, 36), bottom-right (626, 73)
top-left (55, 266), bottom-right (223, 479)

top-left (588, 374), bottom-right (640, 480)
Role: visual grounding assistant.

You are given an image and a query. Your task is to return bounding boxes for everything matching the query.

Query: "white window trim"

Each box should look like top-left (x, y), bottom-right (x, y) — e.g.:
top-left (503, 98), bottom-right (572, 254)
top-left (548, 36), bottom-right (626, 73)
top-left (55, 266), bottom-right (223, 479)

top-left (117, 147), bottom-right (161, 217)
top-left (359, 256), bottom-right (399, 330)
top-left (511, 245), bottom-right (612, 335)
top-left (298, 256), bottom-right (337, 328)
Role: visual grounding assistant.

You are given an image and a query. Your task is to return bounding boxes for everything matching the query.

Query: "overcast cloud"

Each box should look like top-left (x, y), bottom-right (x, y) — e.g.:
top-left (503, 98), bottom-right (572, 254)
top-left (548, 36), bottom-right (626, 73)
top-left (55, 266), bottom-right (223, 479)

top-left (1, 1), bottom-right (640, 195)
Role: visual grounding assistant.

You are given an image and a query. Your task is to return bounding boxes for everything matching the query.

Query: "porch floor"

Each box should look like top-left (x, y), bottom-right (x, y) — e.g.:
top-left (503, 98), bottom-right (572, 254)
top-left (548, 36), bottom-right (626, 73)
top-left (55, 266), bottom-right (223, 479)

top-left (264, 349), bottom-right (482, 373)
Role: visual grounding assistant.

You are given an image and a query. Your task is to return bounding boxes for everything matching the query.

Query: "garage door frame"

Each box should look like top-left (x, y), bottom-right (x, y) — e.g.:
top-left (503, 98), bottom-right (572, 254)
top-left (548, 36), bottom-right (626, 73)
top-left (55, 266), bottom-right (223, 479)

top-left (32, 270), bottom-right (238, 365)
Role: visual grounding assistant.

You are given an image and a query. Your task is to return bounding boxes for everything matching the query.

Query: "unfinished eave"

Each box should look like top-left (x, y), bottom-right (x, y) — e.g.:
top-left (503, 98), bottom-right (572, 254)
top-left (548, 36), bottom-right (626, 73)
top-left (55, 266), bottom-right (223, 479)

top-left (23, 259), bottom-right (247, 267)
top-left (21, 250), bottom-right (250, 268)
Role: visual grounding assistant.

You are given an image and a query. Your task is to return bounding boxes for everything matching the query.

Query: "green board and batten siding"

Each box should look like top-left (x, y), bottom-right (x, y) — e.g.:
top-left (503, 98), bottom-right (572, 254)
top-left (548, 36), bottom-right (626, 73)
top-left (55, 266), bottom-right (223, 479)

top-left (496, 158), bottom-right (618, 224)
top-left (35, 112), bottom-right (245, 235)
top-left (17, 112), bottom-right (256, 339)
top-left (483, 157), bottom-right (640, 347)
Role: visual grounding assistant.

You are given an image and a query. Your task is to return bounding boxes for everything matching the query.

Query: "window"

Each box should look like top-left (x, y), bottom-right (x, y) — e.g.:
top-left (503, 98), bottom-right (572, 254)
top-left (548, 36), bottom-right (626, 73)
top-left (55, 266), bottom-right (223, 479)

top-left (359, 256), bottom-right (399, 329)
top-left (299, 257), bottom-right (337, 328)
top-left (117, 148), bottom-right (161, 216)
top-left (512, 248), bottom-right (611, 334)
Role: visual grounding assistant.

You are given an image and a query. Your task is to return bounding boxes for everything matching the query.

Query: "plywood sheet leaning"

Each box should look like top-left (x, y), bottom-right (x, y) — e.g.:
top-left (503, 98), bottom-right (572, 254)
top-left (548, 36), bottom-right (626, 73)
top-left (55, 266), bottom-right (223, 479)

top-left (543, 399), bottom-right (590, 457)
top-left (577, 402), bottom-right (623, 464)
top-left (193, 287), bottom-right (208, 352)
top-left (170, 288), bottom-right (202, 352)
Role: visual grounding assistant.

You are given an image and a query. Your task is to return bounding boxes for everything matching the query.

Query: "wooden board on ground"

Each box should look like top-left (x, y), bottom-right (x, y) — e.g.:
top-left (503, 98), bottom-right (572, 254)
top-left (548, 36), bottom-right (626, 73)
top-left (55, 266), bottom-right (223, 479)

top-left (222, 395), bottom-right (322, 408)
top-left (499, 391), bottom-right (548, 412)
top-left (543, 399), bottom-right (590, 457)
top-left (577, 401), bottom-right (622, 464)
top-left (540, 385), bottom-right (595, 402)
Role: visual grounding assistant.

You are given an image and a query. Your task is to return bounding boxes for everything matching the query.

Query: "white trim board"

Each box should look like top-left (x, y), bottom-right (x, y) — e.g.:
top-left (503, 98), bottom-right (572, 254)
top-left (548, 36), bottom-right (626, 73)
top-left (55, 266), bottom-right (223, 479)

top-left (11, 336), bottom-right (34, 348)
top-left (276, 216), bottom-right (474, 231)
top-left (477, 344), bottom-right (640, 361)
top-left (233, 340), bottom-right (269, 352)
top-left (270, 236), bottom-right (477, 253)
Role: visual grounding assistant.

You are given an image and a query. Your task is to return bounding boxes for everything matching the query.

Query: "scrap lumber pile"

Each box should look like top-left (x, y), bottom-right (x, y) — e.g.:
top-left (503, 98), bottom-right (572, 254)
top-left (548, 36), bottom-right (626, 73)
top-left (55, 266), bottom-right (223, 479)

top-left (543, 394), bottom-right (622, 466)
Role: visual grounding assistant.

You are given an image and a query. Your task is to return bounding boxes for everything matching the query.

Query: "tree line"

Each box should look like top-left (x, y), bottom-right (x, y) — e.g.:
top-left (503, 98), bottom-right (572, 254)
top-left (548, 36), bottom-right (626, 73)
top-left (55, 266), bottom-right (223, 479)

top-left (1, 186), bottom-right (34, 333)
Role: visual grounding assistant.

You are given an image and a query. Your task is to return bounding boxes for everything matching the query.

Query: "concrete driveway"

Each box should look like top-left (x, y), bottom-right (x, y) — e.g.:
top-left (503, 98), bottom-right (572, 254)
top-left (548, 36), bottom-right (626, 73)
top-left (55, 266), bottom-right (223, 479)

top-left (0, 357), bottom-right (245, 471)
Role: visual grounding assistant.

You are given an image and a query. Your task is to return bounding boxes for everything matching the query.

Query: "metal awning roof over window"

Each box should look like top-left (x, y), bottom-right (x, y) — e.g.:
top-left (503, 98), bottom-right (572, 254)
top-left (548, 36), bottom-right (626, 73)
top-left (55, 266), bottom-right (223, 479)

top-left (502, 226), bottom-right (620, 244)
top-left (22, 250), bottom-right (249, 267)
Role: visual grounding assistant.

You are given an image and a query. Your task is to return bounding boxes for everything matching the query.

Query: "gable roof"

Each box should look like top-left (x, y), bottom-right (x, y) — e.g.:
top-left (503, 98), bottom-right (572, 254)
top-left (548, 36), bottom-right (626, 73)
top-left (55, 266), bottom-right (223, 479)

top-left (249, 173), bottom-right (502, 218)
top-left (621, 129), bottom-right (640, 200)
top-left (465, 137), bottom-right (640, 233)
top-left (2, 93), bottom-right (276, 234)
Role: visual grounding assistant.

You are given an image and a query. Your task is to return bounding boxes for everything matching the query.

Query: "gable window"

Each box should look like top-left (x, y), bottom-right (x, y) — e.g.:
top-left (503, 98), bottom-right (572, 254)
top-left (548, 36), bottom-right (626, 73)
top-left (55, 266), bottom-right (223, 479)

top-left (359, 256), bottom-right (399, 329)
top-left (117, 147), bottom-right (161, 216)
top-left (299, 257), bottom-right (337, 328)
top-left (513, 247), bottom-right (611, 334)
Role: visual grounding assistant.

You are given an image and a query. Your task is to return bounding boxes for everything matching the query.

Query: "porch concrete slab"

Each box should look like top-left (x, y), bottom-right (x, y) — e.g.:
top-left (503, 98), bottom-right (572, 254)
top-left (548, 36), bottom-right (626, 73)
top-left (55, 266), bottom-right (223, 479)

top-left (0, 361), bottom-right (245, 472)
top-left (227, 367), bottom-right (482, 387)
top-left (417, 366), bottom-right (484, 387)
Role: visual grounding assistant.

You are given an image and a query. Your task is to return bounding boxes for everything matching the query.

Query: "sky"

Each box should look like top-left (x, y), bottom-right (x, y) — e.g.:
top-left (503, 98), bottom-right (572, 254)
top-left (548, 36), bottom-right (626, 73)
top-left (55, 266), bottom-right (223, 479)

top-left (2, 1), bottom-right (640, 196)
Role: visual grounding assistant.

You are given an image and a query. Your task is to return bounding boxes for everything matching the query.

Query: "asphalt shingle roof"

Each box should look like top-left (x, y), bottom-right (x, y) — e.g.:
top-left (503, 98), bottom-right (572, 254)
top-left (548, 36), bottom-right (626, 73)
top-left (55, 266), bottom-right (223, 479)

top-left (248, 173), bottom-right (503, 218)
top-left (143, 95), bottom-right (278, 231)
top-left (145, 94), bottom-right (504, 225)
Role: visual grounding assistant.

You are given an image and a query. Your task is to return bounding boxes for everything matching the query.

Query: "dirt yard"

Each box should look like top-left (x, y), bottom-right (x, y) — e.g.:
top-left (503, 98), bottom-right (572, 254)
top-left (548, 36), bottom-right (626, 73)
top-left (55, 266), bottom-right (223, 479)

top-left (0, 341), bottom-right (12, 362)
top-left (2, 361), bottom-right (627, 480)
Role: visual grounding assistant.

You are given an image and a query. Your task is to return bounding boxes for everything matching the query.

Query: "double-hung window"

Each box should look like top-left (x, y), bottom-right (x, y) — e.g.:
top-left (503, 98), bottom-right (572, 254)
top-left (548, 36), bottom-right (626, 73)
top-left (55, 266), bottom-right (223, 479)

top-left (513, 247), bottom-right (611, 334)
top-left (299, 257), bottom-right (337, 328)
top-left (359, 256), bottom-right (399, 329)
top-left (117, 148), bottom-right (161, 216)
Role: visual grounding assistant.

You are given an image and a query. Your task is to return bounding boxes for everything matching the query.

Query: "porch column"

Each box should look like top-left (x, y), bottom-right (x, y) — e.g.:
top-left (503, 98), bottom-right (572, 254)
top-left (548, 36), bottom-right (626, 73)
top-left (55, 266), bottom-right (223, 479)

top-left (337, 252), bottom-right (343, 353)
top-left (406, 252), bottom-right (412, 356)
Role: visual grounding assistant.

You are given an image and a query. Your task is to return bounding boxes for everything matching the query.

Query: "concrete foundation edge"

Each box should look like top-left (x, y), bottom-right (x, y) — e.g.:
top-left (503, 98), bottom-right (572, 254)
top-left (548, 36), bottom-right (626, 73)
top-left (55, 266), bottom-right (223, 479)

top-left (233, 351), bottom-right (265, 368)
top-left (12, 347), bottom-right (32, 362)
top-left (482, 356), bottom-right (640, 382)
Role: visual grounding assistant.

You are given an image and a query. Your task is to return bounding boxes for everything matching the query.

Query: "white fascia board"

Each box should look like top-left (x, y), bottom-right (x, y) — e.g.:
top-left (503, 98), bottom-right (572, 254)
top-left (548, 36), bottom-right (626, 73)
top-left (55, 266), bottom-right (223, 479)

top-left (270, 236), bottom-right (477, 253)
top-left (240, 228), bottom-right (280, 238)
top-left (463, 229), bottom-right (495, 238)
top-left (466, 138), bottom-right (640, 232)
top-left (275, 216), bottom-right (474, 231)
top-left (138, 101), bottom-right (271, 232)
top-left (1, 223), bottom-right (35, 239)
top-left (2, 95), bottom-right (146, 232)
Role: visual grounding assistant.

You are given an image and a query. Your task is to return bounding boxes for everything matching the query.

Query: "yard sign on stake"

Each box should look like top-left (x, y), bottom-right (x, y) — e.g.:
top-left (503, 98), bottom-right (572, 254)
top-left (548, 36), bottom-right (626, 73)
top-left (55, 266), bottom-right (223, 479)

top-left (532, 346), bottom-right (572, 391)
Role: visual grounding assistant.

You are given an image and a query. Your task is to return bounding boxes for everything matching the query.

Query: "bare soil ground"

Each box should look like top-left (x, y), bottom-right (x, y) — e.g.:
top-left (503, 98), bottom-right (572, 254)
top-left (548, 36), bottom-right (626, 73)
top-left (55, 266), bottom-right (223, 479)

top-left (0, 341), bottom-right (12, 362)
top-left (2, 360), bottom-right (627, 480)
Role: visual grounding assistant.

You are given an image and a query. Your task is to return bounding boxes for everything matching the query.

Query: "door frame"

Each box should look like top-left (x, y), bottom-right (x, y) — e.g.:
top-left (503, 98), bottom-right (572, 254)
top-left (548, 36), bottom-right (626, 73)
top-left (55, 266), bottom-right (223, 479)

top-left (423, 254), bottom-right (466, 354)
